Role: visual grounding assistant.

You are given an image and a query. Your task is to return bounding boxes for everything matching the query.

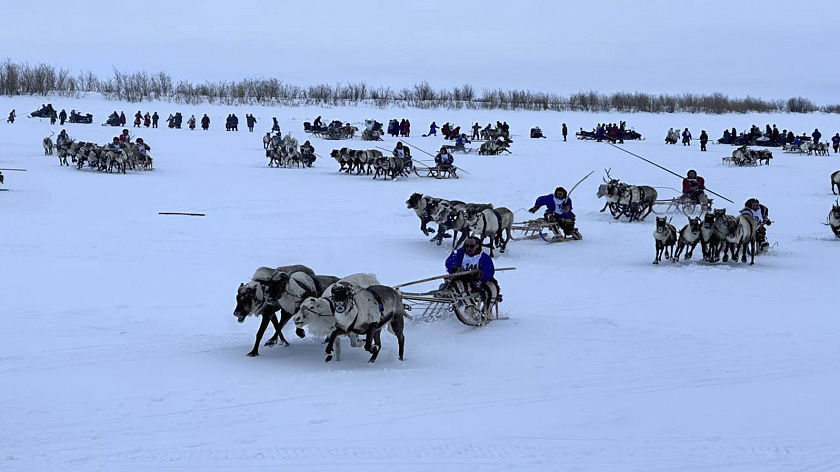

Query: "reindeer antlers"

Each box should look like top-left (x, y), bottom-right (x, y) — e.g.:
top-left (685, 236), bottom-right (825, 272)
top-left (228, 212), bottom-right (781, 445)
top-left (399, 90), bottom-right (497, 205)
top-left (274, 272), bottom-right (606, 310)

top-left (603, 167), bottom-right (612, 182)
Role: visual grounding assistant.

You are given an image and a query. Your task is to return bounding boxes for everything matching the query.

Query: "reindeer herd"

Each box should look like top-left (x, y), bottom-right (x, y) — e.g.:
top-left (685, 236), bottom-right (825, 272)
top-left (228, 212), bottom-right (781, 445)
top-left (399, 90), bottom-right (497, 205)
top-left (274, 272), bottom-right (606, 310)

top-left (233, 265), bottom-right (405, 363)
top-left (264, 133), bottom-right (314, 168)
top-left (330, 147), bottom-right (412, 180)
top-left (653, 209), bottom-right (760, 265)
top-left (406, 193), bottom-right (514, 257)
top-left (596, 169), bottom-right (658, 222)
top-left (45, 135), bottom-right (154, 173)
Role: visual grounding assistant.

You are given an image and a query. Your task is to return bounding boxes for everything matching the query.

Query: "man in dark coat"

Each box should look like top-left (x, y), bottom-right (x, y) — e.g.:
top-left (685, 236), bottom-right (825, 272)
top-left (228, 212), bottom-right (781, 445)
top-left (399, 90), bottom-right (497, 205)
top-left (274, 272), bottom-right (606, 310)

top-left (152, 112), bottom-right (159, 128)
top-left (699, 130), bottom-right (709, 151)
top-left (59, 109), bottom-right (67, 125)
top-left (201, 114), bottom-right (210, 130)
top-left (562, 123), bottom-right (568, 141)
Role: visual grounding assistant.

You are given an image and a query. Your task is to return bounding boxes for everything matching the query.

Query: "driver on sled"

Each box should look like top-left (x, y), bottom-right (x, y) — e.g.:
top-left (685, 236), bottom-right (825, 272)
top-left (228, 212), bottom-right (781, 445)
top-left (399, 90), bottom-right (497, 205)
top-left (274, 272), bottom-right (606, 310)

top-left (740, 198), bottom-right (772, 251)
top-left (682, 170), bottom-right (708, 204)
top-left (445, 236), bottom-right (500, 308)
top-left (434, 146), bottom-right (455, 170)
top-left (528, 186), bottom-right (581, 239)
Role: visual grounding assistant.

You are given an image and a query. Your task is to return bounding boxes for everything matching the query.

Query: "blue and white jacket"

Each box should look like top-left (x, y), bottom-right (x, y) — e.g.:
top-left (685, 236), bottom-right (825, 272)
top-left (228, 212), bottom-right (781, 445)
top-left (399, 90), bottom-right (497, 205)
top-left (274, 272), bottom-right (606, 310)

top-left (533, 194), bottom-right (574, 218)
top-left (445, 248), bottom-right (495, 282)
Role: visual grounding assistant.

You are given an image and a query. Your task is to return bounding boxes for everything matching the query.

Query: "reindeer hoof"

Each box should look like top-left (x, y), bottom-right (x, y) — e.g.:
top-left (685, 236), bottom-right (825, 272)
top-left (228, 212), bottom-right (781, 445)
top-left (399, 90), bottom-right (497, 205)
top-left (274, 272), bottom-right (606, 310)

top-left (247, 351), bottom-right (258, 357)
top-left (264, 339), bottom-right (277, 347)
top-left (325, 353), bottom-right (333, 363)
top-left (295, 328), bottom-right (306, 338)
top-left (653, 260), bottom-right (659, 265)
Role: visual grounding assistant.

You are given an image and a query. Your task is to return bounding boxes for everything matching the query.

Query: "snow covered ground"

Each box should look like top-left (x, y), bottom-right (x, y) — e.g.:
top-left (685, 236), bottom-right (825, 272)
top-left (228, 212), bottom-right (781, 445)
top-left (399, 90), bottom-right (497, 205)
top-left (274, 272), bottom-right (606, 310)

top-left (2, 96), bottom-right (840, 471)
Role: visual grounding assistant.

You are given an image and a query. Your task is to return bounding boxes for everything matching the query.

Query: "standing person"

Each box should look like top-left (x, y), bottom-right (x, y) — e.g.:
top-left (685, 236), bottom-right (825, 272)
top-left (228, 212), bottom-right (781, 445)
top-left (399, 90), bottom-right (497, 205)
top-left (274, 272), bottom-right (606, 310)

top-left (231, 113), bottom-right (239, 131)
top-left (471, 122), bottom-right (480, 140)
top-left (143, 112), bottom-right (151, 127)
top-left (134, 111), bottom-right (142, 128)
top-left (813, 128), bottom-right (822, 144)
top-left (682, 128), bottom-right (692, 146)
top-left (174, 112), bottom-right (182, 129)
top-left (562, 123), bottom-right (568, 141)
top-left (152, 112), bottom-right (159, 128)
top-left (618, 121), bottom-right (626, 144)
top-left (59, 109), bottom-right (67, 125)
top-left (699, 130), bottom-right (709, 151)
top-left (247, 114), bottom-right (257, 132)
top-left (271, 117), bottom-right (280, 133)
top-left (402, 118), bottom-right (410, 137)
top-left (832, 133), bottom-right (840, 154)
top-left (201, 114), bottom-right (210, 130)
top-left (50, 108), bottom-right (57, 125)
top-left (426, 121), bottom-right (439, 137)
top-left (225, 114), bottom-right (232, 131)
top-left (187, 114), bottom-right (196, 130)
top-left (119, 112), bottom-right (126, 126)
top-left (166, 113), bottom-right (175, 128)
top-left (7, 109), bottom-right (15, 123)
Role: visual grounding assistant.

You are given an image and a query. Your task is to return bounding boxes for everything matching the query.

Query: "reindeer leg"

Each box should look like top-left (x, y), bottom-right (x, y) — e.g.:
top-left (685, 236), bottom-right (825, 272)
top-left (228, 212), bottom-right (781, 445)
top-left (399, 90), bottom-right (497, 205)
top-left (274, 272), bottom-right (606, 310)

top-left (367, 328), bottom-right (382, 363)
top-left (324, 330), bottom-right (341, 363)
top-left (247, 308), bottom-right (274, 357)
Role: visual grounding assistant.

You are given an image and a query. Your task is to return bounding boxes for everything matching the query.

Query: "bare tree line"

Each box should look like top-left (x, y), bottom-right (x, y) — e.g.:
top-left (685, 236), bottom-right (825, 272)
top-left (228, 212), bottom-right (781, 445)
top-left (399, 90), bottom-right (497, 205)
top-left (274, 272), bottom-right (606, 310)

top-left (0, 59), bottom-right (834, 114)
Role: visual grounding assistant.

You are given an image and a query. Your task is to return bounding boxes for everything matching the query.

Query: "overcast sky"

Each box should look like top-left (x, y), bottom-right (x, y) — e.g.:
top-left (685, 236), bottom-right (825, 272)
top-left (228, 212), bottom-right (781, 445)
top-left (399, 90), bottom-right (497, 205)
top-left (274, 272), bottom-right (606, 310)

top-left (3, 0), bottom-right (837, 103)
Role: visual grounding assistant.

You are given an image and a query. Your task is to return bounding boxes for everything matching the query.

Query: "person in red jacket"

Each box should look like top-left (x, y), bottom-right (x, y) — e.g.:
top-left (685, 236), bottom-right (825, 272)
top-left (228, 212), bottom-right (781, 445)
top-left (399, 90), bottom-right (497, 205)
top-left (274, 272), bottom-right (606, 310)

top-left (134, 111), bottom-right (142, 128)
top-left (682, 170), bottom-right (707, 203)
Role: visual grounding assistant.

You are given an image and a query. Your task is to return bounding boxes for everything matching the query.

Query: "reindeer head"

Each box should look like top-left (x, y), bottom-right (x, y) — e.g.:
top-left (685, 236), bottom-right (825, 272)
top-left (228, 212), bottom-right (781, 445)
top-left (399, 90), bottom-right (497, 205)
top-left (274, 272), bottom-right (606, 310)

top-left (294, 297), bottom-right (332, 329)
top-left (703, 212), bottom-right (716, 228)
top-left (655, 217), bottom-right (669, 233)
top-left (330, 283), bottom-right (355, 315)
top-left (713, 208), bottom-right (727, 221)
top-left (233, 282), bottom-right (263, 322)
top-left (725, 218), bottom-right (741, 237)
top-left (264, 271), bottom-right (291, 303)
top-left (831, 201), bottom-right (840, 222)
top-left (406, 192), bottom-right (423, 209)
top-left (687, 217), bottom-right (701, 234)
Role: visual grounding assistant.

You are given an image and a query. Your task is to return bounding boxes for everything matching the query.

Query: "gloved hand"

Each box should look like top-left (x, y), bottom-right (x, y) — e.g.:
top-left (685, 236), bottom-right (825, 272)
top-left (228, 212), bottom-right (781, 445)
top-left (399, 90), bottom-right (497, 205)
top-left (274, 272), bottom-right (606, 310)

top-left (528, 207), bottom-right (538, 214)
top-left (765, 219), bottom-right (772, 226)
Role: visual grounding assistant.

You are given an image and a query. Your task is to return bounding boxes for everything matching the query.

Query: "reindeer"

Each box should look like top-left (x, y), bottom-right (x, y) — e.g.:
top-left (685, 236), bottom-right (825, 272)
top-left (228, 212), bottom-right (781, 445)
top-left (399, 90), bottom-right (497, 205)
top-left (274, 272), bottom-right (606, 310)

top-left (674, 216), bottom-right (702, 260)
top-left (723, 214), bottom-right (758, 265)
top-left (43, 132), bottom-right (54, 155)
top-left (465, 207), bottom-right (514, 257)
top-left (596, 168), bottom-right (623, 214)
top-left (700, 212), bottom-right (720, 262)
top-left (618, 184), bottom-right (657, 222)
top-left (712, 209), bottom-right (738, 262)
top-left (652, 217), bottom-right (677, 264)
top-left (827, 201), bottom-right (840, 237)
top-left (830, 171), bottom-right (840, 195)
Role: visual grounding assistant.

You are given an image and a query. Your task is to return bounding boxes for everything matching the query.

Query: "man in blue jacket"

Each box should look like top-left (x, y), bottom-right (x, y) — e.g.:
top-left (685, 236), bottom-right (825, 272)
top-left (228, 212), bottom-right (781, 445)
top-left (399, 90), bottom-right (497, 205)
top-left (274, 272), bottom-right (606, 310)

top-left (528, 186), bottom-right (580, 238)
top-left (445, 236), bottom-right (496, 304)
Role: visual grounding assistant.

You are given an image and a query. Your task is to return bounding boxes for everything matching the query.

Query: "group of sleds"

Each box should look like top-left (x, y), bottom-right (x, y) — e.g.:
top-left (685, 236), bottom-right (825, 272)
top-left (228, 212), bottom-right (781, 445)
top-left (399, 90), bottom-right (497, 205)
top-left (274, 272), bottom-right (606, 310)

top-left (264, 132), bottom-right (316, 168)
top-left (48, 133), bottom-right (153, 173)
top-left (303, 118), bottom-right (359, 140)
top-left (30, 104), bottom-right (93, 124)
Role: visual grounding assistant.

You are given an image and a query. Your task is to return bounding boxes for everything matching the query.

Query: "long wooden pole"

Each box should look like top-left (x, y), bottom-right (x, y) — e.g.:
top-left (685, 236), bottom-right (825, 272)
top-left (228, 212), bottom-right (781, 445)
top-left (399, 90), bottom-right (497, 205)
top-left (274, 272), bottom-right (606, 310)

top-left (392, 267), bottom-right (516, 289)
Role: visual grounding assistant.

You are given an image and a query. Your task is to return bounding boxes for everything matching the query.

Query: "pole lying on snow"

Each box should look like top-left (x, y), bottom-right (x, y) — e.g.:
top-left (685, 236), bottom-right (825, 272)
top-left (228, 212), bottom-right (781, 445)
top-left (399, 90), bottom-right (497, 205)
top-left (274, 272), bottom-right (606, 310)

top-left (0, 168), bottom-right (26, 172)
top-left (606, 142), bottom-right (734, 204)
top-left (159, 212), bottom-right (205, 217)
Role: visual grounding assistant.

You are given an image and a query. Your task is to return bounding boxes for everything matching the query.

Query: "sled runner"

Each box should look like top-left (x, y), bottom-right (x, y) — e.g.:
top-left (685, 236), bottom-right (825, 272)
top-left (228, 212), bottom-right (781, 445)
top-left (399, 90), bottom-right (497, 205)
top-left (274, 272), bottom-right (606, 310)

top-left (395, 268), bottom-right (515, 327)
